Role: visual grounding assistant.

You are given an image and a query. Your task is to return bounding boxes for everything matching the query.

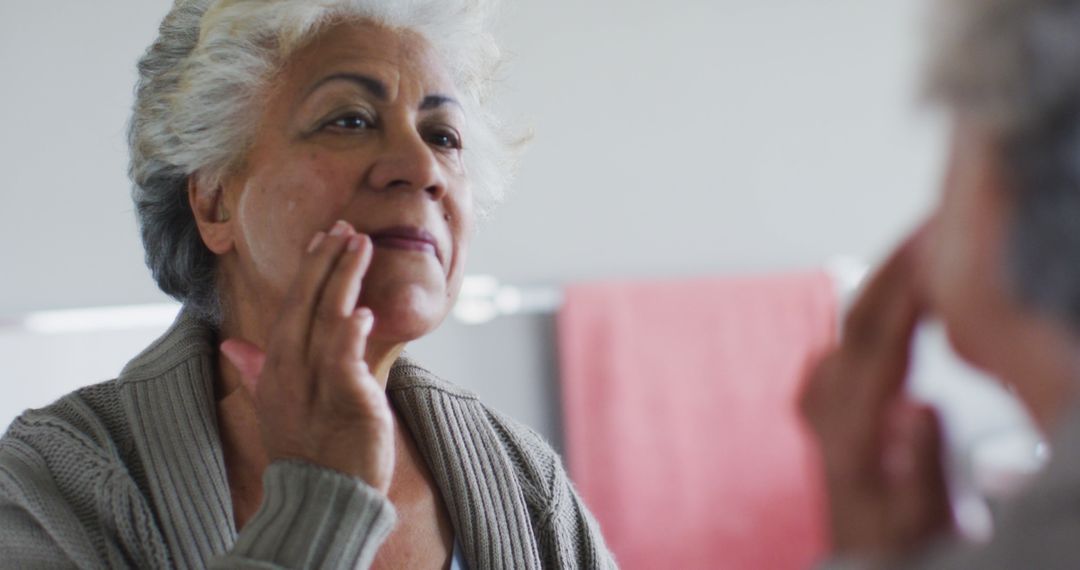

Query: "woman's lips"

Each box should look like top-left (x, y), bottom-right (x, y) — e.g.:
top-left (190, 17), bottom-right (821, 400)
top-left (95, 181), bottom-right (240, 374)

top-left (369, 226), bottom-right (441, 262)
top-left (371, 236), bottom-right (437, 255)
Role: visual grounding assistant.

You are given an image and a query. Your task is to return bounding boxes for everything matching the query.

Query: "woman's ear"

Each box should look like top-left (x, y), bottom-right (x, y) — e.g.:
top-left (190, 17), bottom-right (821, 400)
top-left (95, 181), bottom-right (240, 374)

top-left (188, 175), bottom-right (235, 255)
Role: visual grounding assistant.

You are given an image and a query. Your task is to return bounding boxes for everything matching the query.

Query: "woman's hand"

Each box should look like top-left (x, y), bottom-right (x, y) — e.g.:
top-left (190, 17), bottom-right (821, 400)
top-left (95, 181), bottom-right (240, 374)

top-left (219, 220), bottom-right (395, 493)
top-left (799, 236), bottom-right (953, 561)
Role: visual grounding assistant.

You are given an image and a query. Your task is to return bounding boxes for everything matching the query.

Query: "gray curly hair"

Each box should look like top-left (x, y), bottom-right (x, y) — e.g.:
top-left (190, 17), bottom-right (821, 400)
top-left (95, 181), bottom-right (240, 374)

top-left (927, 0), bottom-right (1080, 332)
top-left (129, 0), bottom-right (513, 325)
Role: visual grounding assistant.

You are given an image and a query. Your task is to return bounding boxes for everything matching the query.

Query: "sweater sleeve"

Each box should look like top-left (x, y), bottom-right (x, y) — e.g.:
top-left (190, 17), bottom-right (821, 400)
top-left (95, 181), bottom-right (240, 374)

top-left (485, 410), bottom-right (619, 570)
top-left (1, 420), bottom-right (396, 570)
top-left (0, 499), bottom-right (82, 569)
top-left (810, 465), bottom-right (1080, 570)
top-left (210, 460), bottom-right (397, 570)
top-left (0, 420), bottom-right (171, 570)
top-left (810, 417), bottom-right (1080, 570)
top-left (543, 466), bottom-right (620, 570)
top-left (883, 493), bottom-right (1080, 570)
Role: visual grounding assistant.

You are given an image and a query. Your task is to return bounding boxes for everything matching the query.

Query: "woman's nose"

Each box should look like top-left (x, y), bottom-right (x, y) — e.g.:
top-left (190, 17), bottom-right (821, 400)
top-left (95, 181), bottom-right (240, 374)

top-left (367, 128), bottom-right (447, 201)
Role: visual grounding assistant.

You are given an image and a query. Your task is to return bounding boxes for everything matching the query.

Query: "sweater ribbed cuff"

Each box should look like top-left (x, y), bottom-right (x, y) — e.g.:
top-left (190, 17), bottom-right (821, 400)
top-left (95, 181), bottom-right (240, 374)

top-left (226, 460), bottom-right (396, 569)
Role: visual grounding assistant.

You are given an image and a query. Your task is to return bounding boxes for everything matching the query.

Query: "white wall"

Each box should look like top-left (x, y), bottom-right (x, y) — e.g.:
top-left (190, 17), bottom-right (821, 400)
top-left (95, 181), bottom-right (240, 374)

top-left (0, 1), bottom-right (1037, 489)
top-left (0, 326), bottom-right (168, 432)
top-left (0, 1), bottom-right (172, 314)
top-left (473, 0), bottom-right (944, 284)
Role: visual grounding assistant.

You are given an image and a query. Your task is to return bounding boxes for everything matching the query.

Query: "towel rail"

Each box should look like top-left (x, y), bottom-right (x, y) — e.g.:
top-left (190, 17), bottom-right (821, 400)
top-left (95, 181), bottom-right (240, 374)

top-left (0, 259), bottom-right (871, 333)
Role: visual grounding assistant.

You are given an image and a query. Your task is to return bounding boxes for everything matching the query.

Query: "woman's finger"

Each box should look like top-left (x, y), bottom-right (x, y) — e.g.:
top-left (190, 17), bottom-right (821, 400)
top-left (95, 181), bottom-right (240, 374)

top-left (798, 350), bottom-right (842, 432)
top-left (220, 338), bottom-right (267, 395)
top-left (315, 307), bottom-right (377, 405)
top-left (842, 235), bottom-right (922, 352)
top-left (271, 220), bottom-right (356, 357)
top-left (845, 293), bottom-right (920, 427)
top-left (887, 404), bottom-right (951, 544)
top-left (307, 232), bottom-right (372, 357)
top-left (313, 233), bottom-right (373, 324)
top-left (908, 406), bottom-right (952, 533)
top-left (838, 235), bottom-right (925, 435)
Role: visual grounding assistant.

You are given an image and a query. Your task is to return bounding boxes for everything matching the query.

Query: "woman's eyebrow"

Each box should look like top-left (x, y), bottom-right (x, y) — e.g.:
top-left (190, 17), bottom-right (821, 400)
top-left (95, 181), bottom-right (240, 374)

top-left (307, 73), bottom-right (461, 112)
top-left (421, 94), bottom-right (461, 111)
top-left (306, 72), bottom-right (388, 100)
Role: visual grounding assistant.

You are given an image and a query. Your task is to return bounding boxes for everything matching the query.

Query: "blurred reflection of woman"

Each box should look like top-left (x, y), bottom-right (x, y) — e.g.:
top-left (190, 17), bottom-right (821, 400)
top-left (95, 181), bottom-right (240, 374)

top-left (802, 0), bottom-right (1080, 568)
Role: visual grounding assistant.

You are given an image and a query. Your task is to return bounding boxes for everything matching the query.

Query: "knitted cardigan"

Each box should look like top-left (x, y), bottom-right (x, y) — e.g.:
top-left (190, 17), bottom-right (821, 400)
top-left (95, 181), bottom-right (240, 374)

top-left (0, 311), bottom-right (616, 569)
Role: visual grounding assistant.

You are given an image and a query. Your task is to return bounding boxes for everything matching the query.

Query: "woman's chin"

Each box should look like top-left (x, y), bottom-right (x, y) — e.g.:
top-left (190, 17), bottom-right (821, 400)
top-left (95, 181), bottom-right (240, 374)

top-left (360, 283), bottom-right (452, 344)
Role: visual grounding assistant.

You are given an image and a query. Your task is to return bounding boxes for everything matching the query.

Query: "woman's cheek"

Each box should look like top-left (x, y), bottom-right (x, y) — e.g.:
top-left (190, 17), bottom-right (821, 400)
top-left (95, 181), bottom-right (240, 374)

top-left (237, 181), bottom-right (310, 293)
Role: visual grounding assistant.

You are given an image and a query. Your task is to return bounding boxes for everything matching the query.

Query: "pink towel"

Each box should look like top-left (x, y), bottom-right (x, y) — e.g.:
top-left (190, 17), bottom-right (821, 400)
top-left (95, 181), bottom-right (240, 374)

top-left (558, 271), bottom-right (838, 570)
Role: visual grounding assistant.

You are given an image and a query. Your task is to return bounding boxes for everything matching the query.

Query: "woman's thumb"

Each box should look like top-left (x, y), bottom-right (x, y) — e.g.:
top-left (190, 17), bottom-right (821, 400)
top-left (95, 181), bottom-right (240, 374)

top-left (219, 339), bottom-right (266, 395)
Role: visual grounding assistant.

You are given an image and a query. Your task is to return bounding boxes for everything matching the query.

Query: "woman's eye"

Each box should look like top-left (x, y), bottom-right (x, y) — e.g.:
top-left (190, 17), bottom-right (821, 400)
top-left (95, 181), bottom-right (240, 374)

top-left (327, 113), bottom-right (373, 131)
top-left (427, 129), bottom-right (462, 150)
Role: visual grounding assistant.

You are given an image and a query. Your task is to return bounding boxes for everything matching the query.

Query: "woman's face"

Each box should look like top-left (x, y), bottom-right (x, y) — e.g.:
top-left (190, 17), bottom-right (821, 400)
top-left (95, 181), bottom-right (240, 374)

top-left (923, 119), bottom-right (1077, 428)
top-left (923, 120), bottom-right (1016, 366)
top-left (218, 20), bottom-right (473, 344)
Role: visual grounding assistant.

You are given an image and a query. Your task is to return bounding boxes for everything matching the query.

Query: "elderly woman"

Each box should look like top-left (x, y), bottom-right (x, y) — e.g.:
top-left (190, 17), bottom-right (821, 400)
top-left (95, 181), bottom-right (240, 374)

top-left (0, 0), bottom-right (614, 568)
top-left (801, 0), bottom-right (1080, 568)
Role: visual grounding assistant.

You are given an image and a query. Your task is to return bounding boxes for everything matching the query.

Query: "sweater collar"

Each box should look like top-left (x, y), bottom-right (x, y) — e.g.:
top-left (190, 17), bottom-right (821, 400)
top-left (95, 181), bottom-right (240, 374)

top-left (117, 309), bottom-right (235, 568)
top-left (387, 361), bottom-right (543, 570)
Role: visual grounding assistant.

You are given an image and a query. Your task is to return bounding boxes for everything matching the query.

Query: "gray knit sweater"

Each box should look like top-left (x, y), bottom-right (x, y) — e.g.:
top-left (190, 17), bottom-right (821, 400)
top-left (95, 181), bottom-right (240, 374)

top-left (0, 311), bottom-right (616, 569)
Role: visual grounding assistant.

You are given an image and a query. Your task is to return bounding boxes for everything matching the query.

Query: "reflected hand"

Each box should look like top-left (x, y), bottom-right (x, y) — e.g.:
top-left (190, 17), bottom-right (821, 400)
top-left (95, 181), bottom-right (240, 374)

top-left (220, 220), bottom-right (395, 493)
top-left (799, 237), bottom-right (952, 560)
